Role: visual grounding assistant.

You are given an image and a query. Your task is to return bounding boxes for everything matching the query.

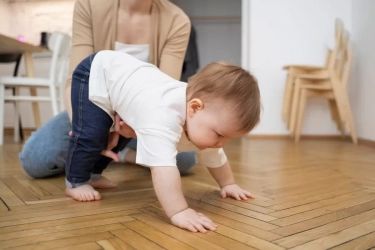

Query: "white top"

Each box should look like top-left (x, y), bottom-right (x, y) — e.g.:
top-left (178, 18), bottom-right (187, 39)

top-left (89, 50), bottom-right (227, 168)
top-left (114, 42), bottom-right (149, 62)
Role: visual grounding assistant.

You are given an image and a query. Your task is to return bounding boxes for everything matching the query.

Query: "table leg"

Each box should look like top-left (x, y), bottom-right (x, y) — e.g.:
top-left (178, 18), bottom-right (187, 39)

top-left (24, 52), bottom-right (41, 128)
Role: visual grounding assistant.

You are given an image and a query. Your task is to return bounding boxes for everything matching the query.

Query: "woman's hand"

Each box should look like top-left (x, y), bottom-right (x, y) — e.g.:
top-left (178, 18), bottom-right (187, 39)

top-left (114, 113), bottom-right (137, 138)
top-left (68, 130), bottom-right (120, 162)
top-left (103, 132), bottom-right (120, 162)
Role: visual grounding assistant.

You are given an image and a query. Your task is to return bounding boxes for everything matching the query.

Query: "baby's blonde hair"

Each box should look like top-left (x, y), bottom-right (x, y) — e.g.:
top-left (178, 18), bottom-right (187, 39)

top-left (187, 62), bottom-right (261, 133)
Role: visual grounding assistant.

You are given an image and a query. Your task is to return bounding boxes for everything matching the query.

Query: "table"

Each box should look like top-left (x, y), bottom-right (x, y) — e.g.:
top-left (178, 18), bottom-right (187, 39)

top-left (0, 33), bottom-right (48, 127)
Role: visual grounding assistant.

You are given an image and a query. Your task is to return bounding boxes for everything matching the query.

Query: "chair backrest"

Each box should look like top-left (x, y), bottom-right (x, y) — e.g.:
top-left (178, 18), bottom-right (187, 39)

top-left (327, 18), bottom-right (344, 71)
top-left (341, 43), bottom-right (353, 89)
top-left (47, 31), bottom-right (71, 85)
top-left (335, 19), bottom-right (343, 40)
top-left (324, 48), bottom-right (332, 68)
top-left (336, 30), bottom-right (350, 78)
top-left (56, 47), bottom-right (70, 87)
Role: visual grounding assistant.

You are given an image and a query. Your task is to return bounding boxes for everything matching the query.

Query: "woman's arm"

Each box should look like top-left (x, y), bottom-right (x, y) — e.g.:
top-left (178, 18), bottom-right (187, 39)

top-left (65, 0), bottom-right (95, 122)
top-left (159, 15), bottom-right (191, 80)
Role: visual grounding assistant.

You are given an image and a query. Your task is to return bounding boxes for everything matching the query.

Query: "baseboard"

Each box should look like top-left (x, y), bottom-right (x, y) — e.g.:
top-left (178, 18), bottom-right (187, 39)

top-left (247, 134), bottom-right (375, 147)
top-left (4, 128), bottom-right (375, 148)
top-left (358, 138), bottom-right (375, 148)
top-left (246, 134), bottom-right (290, 139)
top-left (246, 134), bottom-right (348, 140)
top-left (4, 128), bottom-right (34, 137)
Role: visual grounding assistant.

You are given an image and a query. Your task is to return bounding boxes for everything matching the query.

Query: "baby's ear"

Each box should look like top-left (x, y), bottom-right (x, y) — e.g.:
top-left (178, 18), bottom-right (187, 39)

top-left (189, 98), bottom-right (204, 113)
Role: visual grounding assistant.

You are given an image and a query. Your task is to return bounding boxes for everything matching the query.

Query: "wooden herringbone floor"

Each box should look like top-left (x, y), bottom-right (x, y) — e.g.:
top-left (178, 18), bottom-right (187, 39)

top-left (0, 135), bottom-right (375, 249)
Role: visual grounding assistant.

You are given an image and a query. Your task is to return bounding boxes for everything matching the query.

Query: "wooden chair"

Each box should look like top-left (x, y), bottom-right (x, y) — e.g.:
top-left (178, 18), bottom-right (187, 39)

top-left (292, 40), bottom-right (357, 144)
top-left (288, 23), bottom-right (346, 134)
top-left (0, 31), bottom-right (70, 145)
top-left (282, 19), bottom-right (344, 126)
top-left (0, 53), bottom-right (24, 142)
top-left (288, 28), bottom-right (350, 135)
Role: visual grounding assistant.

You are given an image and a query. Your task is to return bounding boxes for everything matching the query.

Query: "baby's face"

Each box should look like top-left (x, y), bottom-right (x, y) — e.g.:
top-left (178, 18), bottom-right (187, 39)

top-left (185, 98), bottom-right (245, 150)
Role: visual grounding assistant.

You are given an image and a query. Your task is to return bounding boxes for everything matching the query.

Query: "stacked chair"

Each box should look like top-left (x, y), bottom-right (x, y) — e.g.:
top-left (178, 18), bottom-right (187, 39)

top-left (281, 19), bottom-right (357, 144)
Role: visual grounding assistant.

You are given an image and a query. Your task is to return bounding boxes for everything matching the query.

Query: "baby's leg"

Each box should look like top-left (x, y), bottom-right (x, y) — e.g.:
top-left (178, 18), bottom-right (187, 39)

top-left (90, 136), bottom-right (132, 189)
top-left (65, 53), bottom-right (115, 202)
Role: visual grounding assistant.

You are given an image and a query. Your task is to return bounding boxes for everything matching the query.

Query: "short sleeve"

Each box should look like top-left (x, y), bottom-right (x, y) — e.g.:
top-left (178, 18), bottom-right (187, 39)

top-left (135, 128), bottom-right (179, 167)
top-left (196, 148), bottom-right (227, 168)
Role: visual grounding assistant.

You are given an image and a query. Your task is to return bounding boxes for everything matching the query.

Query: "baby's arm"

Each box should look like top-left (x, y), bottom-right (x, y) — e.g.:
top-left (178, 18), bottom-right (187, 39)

top-left (208, 161), bottom-right (255, 200)
top-left (150, 166), bottom-right (217, 233)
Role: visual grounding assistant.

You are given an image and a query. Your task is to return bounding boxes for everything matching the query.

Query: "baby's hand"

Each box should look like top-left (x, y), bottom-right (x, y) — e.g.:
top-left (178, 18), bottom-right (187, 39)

top-left (171, 208), bottom-right (217, 233)
top-left (221, 184), bottom-right (255, 200)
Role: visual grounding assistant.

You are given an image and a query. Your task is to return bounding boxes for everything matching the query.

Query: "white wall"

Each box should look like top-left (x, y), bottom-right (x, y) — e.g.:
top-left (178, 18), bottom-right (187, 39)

top-left (0, 0), bottom-right (10, 34)
top-left (350, 0), bottom-right (375, 141)
top-left (2, 0), bottom-right (74, 128)
top-left (7, 0), bottom-right (74, 45)
top-left (248, 0), bottom-right (353, 135)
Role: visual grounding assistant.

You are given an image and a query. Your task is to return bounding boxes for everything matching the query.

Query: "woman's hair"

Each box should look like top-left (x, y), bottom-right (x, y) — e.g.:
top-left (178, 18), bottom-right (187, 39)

top-left (187, 62), bottom-right (261, 132)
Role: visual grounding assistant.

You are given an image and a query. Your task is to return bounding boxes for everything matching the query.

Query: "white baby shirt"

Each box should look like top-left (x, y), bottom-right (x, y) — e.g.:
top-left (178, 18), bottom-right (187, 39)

top-left (89, 50), bottom-right (227, 168)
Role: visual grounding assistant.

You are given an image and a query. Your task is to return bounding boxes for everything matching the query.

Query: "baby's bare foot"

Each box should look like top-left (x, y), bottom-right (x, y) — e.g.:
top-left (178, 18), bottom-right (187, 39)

top-left (90, 176), bottom-right (118, 189)
top-left (65, 184), bottom-right (101, 202)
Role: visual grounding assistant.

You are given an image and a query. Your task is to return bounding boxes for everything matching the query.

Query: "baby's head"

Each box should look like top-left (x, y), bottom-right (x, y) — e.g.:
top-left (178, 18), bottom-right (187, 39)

top-left (185, 62), bottom-right (261, 150)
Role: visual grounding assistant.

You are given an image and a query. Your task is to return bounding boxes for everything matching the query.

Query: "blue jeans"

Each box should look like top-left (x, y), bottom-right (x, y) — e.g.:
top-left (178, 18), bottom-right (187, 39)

top-left (65, 53), bottom-right (133, 186)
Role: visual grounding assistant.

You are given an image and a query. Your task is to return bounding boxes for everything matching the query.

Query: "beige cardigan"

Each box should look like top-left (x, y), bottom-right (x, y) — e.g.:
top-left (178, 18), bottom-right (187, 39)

top-left (65, 0), bottom-right (191, 120)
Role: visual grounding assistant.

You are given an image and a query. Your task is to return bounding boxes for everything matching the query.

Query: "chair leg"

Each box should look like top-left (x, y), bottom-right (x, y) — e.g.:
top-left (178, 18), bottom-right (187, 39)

top-left (59, 87), bottom-right (65, 113)
top-left (342, 95), bottom-right (358, 144)
top-left (49, 86), bottom-right (59, 116)
top-left (282, 70), bottom-right (295, 122)
top-left (13, 102), bottom-right (20, 143)
top-left (19, 119), bottom-right (24, 141)
top-left (11, 87), bottom-right (23, 141)
top-left (328, 99), bottom-right (346, 137)
top-left (330, 75), bottom-right (347, 123)
top-left (13, 88), bottom-right (20, 142)
top-left (295, 89), bottom-right (308, 142)
top-left (330, 75), bottom-right (357, 144)
top-left (288, 78), bottom-right (302, 133)
top-left (0, 85), bottom-right (5, 146)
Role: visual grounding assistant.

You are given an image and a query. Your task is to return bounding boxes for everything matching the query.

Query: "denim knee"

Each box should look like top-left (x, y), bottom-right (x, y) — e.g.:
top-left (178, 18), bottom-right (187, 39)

top-left (18, 111), bottom-right (71, 178)
top-left (176, 151), bottom-right (196, 175)
top-left (19, 144), bottom-right (64, 178)
top-left (126, 138), bottom-right (137, 150)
